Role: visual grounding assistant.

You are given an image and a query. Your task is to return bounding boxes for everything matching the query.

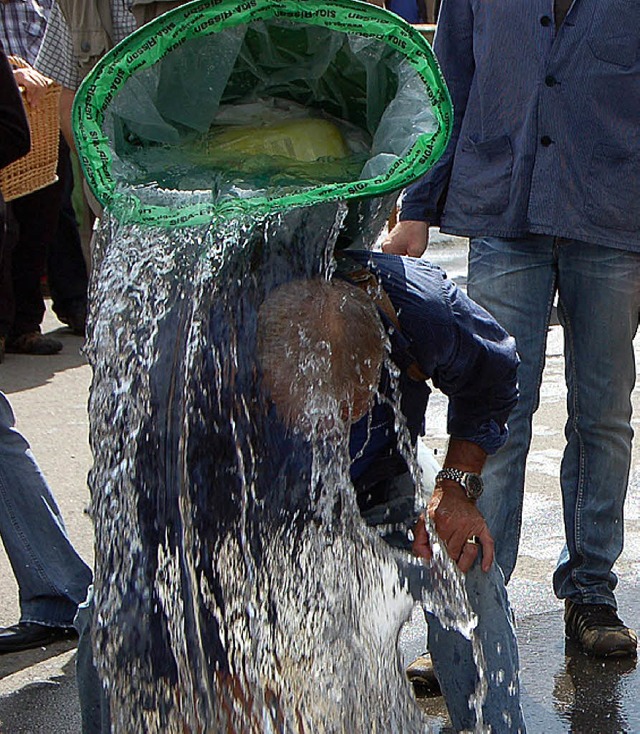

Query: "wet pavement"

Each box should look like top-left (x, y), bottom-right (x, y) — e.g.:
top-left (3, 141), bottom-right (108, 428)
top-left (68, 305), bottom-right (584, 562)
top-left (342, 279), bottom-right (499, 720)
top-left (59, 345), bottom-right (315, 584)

top-left (0, 232), bottom-right (638, 732)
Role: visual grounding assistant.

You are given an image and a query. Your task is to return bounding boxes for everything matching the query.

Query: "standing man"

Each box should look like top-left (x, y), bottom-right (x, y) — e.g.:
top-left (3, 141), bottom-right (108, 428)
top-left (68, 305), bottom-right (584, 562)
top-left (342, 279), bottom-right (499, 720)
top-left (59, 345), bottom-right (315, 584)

top-left (0, 46), bottom-right (92, 651)
top-left (34, 0), bottom-right (184, 153)
top-left (383, 0), bottom-right (639, 658)
top-left (0, 0), bottom-right (89, 353)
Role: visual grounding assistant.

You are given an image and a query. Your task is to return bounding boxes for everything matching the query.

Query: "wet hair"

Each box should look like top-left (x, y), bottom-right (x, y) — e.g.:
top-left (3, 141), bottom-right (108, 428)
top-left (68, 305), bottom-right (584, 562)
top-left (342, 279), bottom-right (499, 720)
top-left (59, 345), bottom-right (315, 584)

top-left (257, 278), bottom-right (385, 429)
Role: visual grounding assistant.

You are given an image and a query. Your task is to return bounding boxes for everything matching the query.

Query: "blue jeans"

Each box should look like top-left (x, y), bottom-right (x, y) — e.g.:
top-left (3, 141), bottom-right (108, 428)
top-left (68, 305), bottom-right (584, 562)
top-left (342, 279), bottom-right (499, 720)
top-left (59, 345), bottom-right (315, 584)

top-left (0, 392), bottom-right (92, 626)
top-left (365, 471), bottom-right (525, 733)
top-left (424, 561), bottom-right (524, 733)
top-left (468, 235), bottom-right (640, 605)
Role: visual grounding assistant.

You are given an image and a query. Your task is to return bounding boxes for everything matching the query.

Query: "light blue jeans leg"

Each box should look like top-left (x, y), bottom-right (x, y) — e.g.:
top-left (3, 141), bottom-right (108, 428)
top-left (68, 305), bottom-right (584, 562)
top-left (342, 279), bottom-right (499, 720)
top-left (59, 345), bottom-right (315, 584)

top-left (553, 240), bottom-right (640, 604)
top-left (0, 391), bottom-right (92, 626)
top-left (425, 560), bottom-right (525, 733)
top-left (468, 235), bottom-right (557, 582)
top-left (370, 473), bottom-right (525, 731)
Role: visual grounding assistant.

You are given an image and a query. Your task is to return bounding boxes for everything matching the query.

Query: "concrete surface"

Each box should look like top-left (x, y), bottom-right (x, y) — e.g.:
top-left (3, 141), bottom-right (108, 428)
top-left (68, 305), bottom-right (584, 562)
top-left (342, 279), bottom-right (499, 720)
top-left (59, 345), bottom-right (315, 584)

top-left (0, 234), bottom-right (638, 732)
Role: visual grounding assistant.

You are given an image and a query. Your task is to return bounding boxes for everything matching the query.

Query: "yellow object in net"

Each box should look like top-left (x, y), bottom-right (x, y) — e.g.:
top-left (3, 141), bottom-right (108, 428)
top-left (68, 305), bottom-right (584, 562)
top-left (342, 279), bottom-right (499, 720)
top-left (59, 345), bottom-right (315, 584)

top-left (202, 118), bottom-right (350, 162)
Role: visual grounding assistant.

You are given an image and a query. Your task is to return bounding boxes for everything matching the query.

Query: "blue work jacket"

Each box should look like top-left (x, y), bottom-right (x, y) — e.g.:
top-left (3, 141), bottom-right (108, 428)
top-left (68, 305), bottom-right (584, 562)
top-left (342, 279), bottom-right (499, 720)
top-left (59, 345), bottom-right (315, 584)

top-left (400, 0), bottom-right (640, 250)
top-left (347, 252), bottom-right (519, 483)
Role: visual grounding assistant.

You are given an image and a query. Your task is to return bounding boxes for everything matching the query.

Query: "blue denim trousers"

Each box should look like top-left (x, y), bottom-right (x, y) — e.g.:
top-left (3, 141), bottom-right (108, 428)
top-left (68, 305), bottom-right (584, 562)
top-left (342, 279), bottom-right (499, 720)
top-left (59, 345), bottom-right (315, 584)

top-left (0, 392), bottom-right (92, 626)
top-left (468, 235), bottom-right (640, 605)
top-left (363, 468), bottom-right (525, 733)
top-left (425, 561), bottom-right (525, 733)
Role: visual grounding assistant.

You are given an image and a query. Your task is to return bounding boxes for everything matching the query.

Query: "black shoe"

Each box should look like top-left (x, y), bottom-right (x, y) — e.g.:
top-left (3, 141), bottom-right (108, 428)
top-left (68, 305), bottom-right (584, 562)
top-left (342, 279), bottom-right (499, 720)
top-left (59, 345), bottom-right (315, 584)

top-left (0, 622), bottom-right (78, 654)
top-left (5, 331), bottom-right (63, 355)
top-left (565, 600), bottom-right (638, 658)
top-left (406, 652), bottom-right (442, 696)
top-left (56, 300), bottom-right (87, 336)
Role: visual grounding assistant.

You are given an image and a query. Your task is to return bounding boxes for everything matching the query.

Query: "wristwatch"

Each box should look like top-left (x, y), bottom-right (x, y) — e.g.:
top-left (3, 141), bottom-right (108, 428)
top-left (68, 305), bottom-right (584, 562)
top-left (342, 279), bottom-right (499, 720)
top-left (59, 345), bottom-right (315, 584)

top-left (435, 467), bottom-right (484, 500)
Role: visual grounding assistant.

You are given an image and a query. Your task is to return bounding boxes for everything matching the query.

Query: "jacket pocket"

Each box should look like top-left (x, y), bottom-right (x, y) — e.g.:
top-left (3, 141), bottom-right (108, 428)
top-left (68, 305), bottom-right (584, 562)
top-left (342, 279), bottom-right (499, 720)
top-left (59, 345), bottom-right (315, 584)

top-left (585, 144), bottom-right (640, 231)
top-left (589, 33), bottom-right (639, 68)
top-left (451, 135), bottom-right (513, 215)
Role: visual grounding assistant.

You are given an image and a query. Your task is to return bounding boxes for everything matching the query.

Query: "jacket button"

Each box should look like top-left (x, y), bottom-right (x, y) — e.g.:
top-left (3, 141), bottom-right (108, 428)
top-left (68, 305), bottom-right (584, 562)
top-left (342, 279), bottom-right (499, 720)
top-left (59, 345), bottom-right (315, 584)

top-left (81, 40), bottom-right (91, 52)
top-left (540, 15), bottom-right (552, 26)
top-left (540, 135), bottom-right (553, 147)
top-left (545, 75), bottom-right (557, 87)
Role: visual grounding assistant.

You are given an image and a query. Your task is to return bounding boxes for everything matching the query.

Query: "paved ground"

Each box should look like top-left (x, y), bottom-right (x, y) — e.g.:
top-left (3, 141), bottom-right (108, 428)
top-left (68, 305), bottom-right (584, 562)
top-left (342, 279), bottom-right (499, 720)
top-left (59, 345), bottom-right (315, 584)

top-left (0, 234), bottom-right (638, 732)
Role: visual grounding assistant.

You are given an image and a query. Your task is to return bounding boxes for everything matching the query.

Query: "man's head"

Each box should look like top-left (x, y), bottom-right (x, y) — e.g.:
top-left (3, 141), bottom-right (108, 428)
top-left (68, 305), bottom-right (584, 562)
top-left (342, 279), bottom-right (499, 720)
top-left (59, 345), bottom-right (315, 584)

top-left (257, 278), bottom-right (385, 431)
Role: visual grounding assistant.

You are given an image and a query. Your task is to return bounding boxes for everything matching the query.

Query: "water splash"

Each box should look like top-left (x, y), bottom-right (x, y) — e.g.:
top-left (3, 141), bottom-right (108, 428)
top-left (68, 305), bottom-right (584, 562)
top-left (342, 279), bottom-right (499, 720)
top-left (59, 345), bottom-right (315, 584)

top-left (86, 201), bottom-right (488, 733)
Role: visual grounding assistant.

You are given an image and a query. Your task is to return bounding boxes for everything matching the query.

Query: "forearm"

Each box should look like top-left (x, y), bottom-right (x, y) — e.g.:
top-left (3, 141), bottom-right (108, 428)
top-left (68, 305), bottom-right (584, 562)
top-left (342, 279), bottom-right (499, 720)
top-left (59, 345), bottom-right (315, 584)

top-left (441, 437), bottom-right (486, 474)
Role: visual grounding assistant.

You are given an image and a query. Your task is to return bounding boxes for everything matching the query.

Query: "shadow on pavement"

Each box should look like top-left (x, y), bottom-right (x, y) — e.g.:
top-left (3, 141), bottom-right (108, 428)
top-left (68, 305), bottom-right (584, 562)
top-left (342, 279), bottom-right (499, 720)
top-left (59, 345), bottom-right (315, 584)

top-left (0, 651), bottom-right (81, 734)
top-left (1, 329), bottom-right (87, 395)
top-left (0, 638), bottom-right (79, 680)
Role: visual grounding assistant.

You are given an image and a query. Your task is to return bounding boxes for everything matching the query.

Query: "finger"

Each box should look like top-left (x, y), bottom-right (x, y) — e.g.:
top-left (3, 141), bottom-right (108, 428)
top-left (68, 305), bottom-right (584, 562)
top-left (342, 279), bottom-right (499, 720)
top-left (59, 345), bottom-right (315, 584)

top-left (381, 237), bottom-right (405, 255)
top-left (478, 529), bottom-right (495, 572)
top-left (442, 526), bottom-right (468, 562)
top-left (457, 538), bottom-right (480, 573)
top-left (412, 516), bottom-right (432, 561)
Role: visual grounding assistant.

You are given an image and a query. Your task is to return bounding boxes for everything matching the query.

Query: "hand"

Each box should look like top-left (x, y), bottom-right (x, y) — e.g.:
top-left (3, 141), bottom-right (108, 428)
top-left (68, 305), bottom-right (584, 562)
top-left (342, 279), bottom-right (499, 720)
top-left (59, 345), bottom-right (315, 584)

top-left (381, 220), bottom-right (429, 258)
top-left (412, 481), bottom-right (494, 573)
top-left (13, 66), bottom-right (53, 108)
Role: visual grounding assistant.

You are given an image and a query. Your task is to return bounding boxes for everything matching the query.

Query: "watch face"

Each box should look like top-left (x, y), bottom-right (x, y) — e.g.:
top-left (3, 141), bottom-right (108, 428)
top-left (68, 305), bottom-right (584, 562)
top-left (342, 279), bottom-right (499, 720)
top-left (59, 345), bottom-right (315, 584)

top-left (464, 473), bottom-right (484, 500)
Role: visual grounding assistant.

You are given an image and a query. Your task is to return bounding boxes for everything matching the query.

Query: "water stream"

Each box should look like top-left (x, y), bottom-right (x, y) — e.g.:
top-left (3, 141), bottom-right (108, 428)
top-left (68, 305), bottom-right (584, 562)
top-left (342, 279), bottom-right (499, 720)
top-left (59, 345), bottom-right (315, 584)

top-left (85, 201), bottom-right (488, 733)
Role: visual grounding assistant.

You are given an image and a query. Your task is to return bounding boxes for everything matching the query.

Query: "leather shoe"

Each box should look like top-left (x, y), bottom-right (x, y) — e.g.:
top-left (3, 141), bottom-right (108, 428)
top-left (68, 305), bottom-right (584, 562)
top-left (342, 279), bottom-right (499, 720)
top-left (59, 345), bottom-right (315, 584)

top-left (5, 332), bottom-right (63, 355)
top-left (0, 622), bottom-right (78, 654)
top-left (406, 652), bottom-right (442, 696)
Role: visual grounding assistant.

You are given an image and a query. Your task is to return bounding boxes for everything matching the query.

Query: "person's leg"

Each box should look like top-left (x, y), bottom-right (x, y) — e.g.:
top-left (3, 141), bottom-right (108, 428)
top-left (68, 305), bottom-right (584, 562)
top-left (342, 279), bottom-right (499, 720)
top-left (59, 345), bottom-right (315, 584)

top-left (48, 137), bottom-right (89, 335)
top-left (0, 392), bottom-right (92, 626)
top-left (6, 185), bottom-right (63, 354)
top-left (553, 241), bottom-right (640, 605)
top-left (0, 202), bottom-right (17, 352)
top-left (468, 235), bottom-right (557, 582)
top-left (426, 560), bottom-right (526, 732)
top-left (363, 462), bottom-right (525, 730)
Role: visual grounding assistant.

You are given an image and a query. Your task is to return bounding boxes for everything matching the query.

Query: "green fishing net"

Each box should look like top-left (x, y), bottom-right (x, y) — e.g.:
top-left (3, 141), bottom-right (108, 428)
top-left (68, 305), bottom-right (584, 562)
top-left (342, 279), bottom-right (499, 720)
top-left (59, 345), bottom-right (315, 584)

top-left (74, 0), bottom-right (451, 227)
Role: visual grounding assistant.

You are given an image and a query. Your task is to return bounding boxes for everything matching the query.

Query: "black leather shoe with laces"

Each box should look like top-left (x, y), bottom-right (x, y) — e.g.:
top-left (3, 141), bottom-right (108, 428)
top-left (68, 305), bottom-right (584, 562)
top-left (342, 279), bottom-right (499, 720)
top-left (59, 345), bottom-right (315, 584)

top-left (565, 600), bottom-right (637, 658)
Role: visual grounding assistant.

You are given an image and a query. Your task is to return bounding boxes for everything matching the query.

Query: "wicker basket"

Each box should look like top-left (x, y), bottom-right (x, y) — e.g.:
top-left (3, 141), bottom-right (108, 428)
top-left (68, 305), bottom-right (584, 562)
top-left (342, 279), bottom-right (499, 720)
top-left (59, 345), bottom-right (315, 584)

top-left (0, 56), bottom-right (61, 202)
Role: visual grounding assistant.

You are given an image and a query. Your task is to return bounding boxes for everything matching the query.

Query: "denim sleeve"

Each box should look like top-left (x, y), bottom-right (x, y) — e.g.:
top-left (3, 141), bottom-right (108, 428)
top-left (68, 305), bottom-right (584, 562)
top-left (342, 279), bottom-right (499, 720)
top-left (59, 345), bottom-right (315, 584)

top-left (399, 0), bottom-right (475, 225)
top-left (429, 279), bottom-right (519, 454)
top-left (358, 253), bottom-right (519, 454)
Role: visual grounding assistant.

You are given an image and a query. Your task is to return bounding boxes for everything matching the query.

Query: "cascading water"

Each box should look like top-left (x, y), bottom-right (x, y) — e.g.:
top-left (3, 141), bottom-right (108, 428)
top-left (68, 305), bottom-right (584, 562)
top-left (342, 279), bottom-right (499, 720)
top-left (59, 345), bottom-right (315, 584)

top-left (84, 197), bottom-right (492, 733)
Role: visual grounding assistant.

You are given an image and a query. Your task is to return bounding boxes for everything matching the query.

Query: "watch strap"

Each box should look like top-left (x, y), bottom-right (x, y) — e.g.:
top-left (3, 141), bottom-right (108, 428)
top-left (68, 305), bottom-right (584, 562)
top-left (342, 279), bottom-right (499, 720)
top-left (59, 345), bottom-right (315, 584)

top-left (435, 467), bottom-right (466, 486)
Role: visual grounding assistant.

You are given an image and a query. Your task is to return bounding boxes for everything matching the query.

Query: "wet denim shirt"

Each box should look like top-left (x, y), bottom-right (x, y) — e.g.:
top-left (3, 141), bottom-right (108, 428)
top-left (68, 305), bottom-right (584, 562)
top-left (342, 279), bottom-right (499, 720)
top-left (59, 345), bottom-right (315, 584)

top-left (400, 0), bottom-right (640, 251)
top-left (347, 252), bottom-right (519, 483)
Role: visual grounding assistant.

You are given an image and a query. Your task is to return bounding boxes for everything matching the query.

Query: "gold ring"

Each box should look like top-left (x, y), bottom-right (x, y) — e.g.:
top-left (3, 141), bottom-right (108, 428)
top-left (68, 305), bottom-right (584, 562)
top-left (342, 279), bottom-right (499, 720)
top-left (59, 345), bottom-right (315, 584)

top-left (465, 535), bottom-right (481, 545)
